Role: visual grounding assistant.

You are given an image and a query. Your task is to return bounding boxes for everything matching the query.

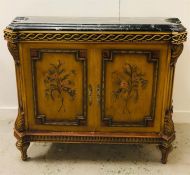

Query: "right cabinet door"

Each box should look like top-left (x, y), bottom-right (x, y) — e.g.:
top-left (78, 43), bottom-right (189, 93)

top-left (98, 44), bottom-right (169, 132)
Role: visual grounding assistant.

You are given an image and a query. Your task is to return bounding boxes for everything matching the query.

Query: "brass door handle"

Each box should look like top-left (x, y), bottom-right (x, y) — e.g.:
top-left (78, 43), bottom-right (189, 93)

top-left (88, 84), bottom-right (92, 106)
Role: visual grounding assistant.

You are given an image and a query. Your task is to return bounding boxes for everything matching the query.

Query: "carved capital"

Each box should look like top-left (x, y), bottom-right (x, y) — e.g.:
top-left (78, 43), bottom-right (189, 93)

top-left (170, 44), bottom-right (183, 66)
top-left (7, 42), bottom-right (19, 65)
top-left (163, 106), bottom-right (174, 136)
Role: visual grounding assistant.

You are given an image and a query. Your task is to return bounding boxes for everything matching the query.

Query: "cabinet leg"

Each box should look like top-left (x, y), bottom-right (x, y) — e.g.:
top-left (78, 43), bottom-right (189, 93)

top-left (159, 144), bottom-right (173, 164)
top-left (16, 139), bottom-right (30, 161)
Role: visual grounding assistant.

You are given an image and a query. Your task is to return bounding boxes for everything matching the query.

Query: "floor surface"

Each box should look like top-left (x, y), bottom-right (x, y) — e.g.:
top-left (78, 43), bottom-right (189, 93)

top-left (0, 118), bottom-right (190, 175)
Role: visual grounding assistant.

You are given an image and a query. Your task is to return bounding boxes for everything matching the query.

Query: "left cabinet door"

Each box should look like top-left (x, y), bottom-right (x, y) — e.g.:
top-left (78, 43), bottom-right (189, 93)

top-left (21, 43), bottom-right (89, 131)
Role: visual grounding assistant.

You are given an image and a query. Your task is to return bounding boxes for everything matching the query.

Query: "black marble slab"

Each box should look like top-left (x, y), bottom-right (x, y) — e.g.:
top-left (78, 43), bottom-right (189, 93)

top-left (7, 16), bottom-right (186, 32)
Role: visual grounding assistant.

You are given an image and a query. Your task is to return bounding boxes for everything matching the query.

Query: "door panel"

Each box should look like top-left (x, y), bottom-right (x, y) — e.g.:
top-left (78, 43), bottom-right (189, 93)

top-left (101, 49), bottom-right (159, 128)
top-left (21, 42), bottom-right (168, 132)
top-left (30, 49), bottom-right (87, 126)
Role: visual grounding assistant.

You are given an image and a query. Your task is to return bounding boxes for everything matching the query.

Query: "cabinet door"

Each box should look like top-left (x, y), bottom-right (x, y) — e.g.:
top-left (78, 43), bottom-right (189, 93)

top-left (98, 44), bottom-right (169, 132)
top-left (22, 43), bottom-right (90, 131)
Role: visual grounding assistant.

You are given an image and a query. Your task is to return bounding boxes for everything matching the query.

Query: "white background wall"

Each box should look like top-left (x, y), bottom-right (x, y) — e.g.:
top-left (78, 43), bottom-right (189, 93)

top-left (0, 0), bottom-right (189, 119)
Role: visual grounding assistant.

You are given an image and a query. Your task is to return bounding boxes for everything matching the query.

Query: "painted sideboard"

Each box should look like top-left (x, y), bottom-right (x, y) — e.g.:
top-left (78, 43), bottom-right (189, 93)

top-left (4, 16), bottom-right (187, 163)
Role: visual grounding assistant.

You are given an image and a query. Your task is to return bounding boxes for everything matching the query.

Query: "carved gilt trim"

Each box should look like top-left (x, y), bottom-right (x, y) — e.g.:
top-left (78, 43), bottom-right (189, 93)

top-left (171, 32), bottom-right (187, 45)
top-left (28, 135), bottom-right (162, 144)
top-left (4, 29), bottom-right (187, 44)
top-left (4, 30), bottom-right (18, 42)
top-left (170, 44), bottom-right (184, 66)
top-left (164, 106), bottom-right (175, 136)
top-left (14, 128), bottom-right (176, 145)
top-left (15, 107), bottom-right (25, 132)
top-left (7, 42), bottom-right (20, 64)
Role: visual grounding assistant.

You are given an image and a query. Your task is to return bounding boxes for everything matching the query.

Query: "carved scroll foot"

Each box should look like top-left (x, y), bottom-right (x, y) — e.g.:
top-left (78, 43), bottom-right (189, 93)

top-left (159, 144), bottom-right (173, 164)
top-left (16, 139), bottom-right (30, 161)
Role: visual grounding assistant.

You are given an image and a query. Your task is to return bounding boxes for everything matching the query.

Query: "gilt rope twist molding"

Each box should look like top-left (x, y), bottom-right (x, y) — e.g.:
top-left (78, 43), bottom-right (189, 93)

top-left (4, 29), bottom-right (187, 44)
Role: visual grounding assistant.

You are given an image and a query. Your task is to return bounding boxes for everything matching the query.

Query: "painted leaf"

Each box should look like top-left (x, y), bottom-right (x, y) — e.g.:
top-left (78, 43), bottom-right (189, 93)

top-left (112, 62), bottom-right (148, 114)
top-left (44, 60), bottom-right (76, 112)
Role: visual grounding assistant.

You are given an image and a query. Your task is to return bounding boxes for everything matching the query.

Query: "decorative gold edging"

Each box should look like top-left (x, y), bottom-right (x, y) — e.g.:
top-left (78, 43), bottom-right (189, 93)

top-left (14, 133), bottom-right (162, 145)
top-left (28, 135), bottom-right (162, 144)
top-left (14, 129), bottom-right (175, 162)
top-left (172, 32), bottom-right (187, 45)
top-left (4, 29), bottom-right (187, 44)
top-left (14, 129), bottom-right (175, 145)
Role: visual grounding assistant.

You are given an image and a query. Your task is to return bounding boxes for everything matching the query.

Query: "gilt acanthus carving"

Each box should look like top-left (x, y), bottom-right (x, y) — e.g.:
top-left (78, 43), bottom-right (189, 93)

top-left (164, 106), bottom-right (174, 136)
top-left (7, 42), bottom-right (20, 64)
top-left (170, 44), bottom-right (184, 66)
top-left (15, 107), bottom-right (25, 132)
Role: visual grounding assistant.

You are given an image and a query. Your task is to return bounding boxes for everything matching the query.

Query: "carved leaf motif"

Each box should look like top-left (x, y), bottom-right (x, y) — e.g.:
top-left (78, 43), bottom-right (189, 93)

top-left (44, 60), bottom-right (76, 112)
top-left (112, 62), bottom-right (148, 114)
top-left (7, 42), bottom-right (19, 64)
top-left (164, 107), bottom-right (175, 136)
top-left (170, 44), bottom-right (183, 66)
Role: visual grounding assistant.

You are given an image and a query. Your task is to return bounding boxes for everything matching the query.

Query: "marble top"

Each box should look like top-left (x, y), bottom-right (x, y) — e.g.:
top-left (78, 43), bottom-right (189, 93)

top-left (7, 16), bottom-right (186, 32)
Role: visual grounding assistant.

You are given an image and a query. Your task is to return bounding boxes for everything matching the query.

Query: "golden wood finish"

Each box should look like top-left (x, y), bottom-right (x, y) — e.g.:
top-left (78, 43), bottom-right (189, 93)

top-left (5, 28), bottom-right (186, 164)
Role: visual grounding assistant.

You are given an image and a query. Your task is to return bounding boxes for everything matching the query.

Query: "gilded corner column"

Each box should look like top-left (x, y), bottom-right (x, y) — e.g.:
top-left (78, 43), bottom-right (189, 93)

top-left (5, 29), bottom-right (30, 160)
top-left (7, 40), bottom-right (25, 132)
top-left (163, 43), bottom-right (184, 138)
top-left (4, 29), bottom-right (25, 132)
top-left (160, 32), bottom-right (186, 164)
